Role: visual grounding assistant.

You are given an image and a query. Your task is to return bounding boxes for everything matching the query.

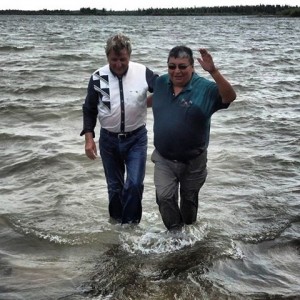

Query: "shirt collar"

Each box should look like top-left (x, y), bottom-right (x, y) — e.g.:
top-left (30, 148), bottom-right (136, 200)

top-left (109, 65), bottom-right (129, 78)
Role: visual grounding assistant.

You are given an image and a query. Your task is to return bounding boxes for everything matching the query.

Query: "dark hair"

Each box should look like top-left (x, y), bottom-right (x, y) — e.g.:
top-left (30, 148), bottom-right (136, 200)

top-left (167, 46), bottom-right (194, 65)
top-left (105, 33), bottom-right (132, 56)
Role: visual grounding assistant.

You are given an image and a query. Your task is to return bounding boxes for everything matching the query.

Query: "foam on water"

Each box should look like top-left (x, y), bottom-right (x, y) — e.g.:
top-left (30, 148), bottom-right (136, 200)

top-left (120, 223), bottom-right (208, 254)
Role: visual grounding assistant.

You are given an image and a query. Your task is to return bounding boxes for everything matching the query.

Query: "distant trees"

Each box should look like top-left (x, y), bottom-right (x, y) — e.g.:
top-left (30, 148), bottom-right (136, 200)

top-left (79, 7), bottom-right (107, 14)
top-left (133, 5), bottom-right (299, 16)
top-left (281, 7), bottom-right (300, 17)
top-left (0, 5), bottom-right (299, 17)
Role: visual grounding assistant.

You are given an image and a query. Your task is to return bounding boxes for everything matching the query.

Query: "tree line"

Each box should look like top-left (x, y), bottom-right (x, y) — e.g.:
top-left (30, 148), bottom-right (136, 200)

top-left (0, 5), bottom-right (299, 17)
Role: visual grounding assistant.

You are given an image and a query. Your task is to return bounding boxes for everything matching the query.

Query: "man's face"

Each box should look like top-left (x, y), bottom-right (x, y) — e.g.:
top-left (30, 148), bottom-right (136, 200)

top-left (168, 57), bottom-right (193, 87)
top-left (107, 48), bottom-right (130, 77)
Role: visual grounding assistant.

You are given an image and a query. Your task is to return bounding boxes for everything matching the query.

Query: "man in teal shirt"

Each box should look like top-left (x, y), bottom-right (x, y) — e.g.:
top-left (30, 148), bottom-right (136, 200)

top-left (151, 46), bottom-right (236, 230)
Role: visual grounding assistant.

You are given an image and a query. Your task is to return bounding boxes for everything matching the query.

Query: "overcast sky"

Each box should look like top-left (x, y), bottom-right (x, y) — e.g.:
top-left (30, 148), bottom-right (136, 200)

top-left (0, 0), bottom-right (298, 11)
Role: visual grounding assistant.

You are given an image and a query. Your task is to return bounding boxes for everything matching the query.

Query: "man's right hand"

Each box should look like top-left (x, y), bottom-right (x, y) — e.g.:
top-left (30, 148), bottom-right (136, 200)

top-left (85, 133), bottom-right (97, 160)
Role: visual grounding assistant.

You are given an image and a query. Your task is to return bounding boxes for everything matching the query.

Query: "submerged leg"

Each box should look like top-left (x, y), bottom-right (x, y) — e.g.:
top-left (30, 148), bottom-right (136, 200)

top-left (152, 149), bottom-right (183, 230)
top-left (180, 150), bottom-right (207, 225)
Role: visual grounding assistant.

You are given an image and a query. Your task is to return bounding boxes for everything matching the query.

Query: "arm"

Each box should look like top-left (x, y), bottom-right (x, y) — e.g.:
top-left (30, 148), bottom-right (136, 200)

top-left (147, 94), bottom-right (153, 107)
top-left (197, 48), bottom-right (236, 104)
top-left (80, 76), bottom-right (99, 160)
top-left (84, 132), bottom-right (97, 160)
top-left (146, 67), bottom-right (158, 108)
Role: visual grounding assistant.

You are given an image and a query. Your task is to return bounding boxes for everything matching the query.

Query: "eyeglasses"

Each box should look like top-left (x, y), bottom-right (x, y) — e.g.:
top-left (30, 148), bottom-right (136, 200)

top-left (168, 64), bottom-right (190, 70)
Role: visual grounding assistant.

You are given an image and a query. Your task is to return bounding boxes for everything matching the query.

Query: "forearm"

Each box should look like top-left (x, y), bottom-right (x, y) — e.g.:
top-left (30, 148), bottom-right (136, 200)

top-left (197, 48), bottom-right (236, 103)
top-left (80, 104), bottom-right (97, 137)
top-left (85, 132), bottom-right (94, 143)
top-left (80, 76), bottom-right (98, 137)
top-left (210, 69), bottom-right (236, 103)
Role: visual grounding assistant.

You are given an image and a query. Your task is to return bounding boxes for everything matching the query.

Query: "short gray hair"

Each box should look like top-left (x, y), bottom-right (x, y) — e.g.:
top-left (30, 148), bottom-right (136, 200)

top-left (105, 34), bottom-right (132, 56)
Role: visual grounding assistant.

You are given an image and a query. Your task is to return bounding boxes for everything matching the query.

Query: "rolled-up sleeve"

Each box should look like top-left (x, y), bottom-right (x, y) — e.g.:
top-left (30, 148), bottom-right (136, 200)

top-left (80, 76), bottom-right (99, 138)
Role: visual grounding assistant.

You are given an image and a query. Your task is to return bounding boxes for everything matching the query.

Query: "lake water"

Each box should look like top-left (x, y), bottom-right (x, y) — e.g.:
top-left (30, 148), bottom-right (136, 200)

top-left (0, 14), bottom-right (299, 300)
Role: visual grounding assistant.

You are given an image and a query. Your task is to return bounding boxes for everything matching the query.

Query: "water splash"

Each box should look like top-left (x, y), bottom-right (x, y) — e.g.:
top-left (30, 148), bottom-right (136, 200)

top-left (120, 223), bottom-right (208, 254)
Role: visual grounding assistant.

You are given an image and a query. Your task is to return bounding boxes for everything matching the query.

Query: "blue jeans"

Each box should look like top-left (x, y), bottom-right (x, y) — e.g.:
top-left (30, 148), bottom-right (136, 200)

top-left (99, 126), bottom-right (147, 224)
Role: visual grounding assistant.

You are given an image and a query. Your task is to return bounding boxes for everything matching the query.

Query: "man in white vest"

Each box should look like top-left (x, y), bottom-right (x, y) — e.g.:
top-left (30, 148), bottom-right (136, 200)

top-left (81, 34), bottom-right (158, 224)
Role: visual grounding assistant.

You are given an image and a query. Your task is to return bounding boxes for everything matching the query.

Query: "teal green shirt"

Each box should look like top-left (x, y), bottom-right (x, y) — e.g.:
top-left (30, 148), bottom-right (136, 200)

top-left (152, 72), bottom-right (229, 161)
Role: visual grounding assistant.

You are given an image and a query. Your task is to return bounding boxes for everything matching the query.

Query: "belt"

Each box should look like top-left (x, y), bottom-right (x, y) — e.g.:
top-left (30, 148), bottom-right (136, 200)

top-left (101, 125), bottom-right (145, 139)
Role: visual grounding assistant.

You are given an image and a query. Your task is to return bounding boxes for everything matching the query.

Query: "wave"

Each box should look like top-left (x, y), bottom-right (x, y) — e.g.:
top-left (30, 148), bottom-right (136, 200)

top-left (0, 151), bottom-right (85, 178)
top-left (234, 218), bottom-right (292, 244)
top-left (0, 104), bottom-right (80, 124)
top-left (43, 53), bottom-right (93, 62)
top-left (0, 45), bottom-right (35, 52)
top-left (83, 230), bottom-right (245, 299)
top-left (3, 84), bottom-right (84, 95)
top-left (0, 132), bottom-right (47, 143)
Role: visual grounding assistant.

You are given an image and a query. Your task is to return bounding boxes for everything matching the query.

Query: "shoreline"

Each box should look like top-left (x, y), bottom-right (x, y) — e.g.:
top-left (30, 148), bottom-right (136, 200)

top-left (0, 5), bottom-right (299, 17)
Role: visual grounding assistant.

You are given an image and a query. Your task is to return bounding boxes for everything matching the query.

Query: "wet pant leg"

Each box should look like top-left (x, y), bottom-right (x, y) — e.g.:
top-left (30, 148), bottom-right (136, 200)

top-left (120, 129), bottom-right (147, 224)
top-left (151, 149), bottom-right (183, 230)
top-left (100, 127), bottom-right (147, 224)
top-left (100, 132), bottom-right (124, 222)
top-left (179, 150), bottom-right (207, 225)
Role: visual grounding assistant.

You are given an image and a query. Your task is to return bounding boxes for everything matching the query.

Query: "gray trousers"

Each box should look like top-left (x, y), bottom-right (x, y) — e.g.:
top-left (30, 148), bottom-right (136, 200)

top-left (151, 149), bottom-right (207, 230)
